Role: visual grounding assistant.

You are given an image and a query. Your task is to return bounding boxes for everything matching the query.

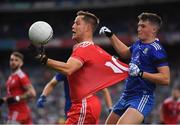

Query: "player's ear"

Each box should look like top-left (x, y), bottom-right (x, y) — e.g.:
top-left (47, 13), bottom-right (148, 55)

top-left (86, 23), bottom-right (93, 33)
top-left (19, 60), bottom-right (23, 67)
top-left (152, 24), bottom-right (158, 34)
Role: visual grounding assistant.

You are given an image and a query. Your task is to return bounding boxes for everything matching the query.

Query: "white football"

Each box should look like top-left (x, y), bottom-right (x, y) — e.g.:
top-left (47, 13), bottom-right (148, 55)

top-left (28, 21), bottom-right (53, 45)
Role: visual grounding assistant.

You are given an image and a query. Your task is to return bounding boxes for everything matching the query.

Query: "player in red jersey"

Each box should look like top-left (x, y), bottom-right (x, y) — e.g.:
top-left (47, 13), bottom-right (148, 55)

top-left (160, 83), bottom-right (180, 124)
top-left (29, 10), bottom-right (128, 124)
top-left (0, 52), bottom-right (36, 124)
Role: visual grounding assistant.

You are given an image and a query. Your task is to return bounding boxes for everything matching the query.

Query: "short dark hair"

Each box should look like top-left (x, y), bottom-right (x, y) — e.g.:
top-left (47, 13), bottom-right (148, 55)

top-left (77, 10), bottom-right (99, 33)
top-left (11, 51), bottom-right (24, 61)
top-left (138, 12), bottom-right (162, 31)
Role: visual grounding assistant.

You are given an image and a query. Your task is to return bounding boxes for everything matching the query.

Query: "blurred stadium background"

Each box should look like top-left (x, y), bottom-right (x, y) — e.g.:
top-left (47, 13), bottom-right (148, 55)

top-left (0, 0), bottom-right (180, 124)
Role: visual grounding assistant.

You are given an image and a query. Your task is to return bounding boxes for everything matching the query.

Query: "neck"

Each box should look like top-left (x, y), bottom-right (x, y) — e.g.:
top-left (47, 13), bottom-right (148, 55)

top-left (82, 39), bottom-right (93, 43)
top-left (141, 37), bottom-right (157, 43)
top-left (11, 68), bottom-right (20, 73)
top-left (81, 32), bottom-right (93, 42)
top-left (77, 37), bottom-right (93, 43)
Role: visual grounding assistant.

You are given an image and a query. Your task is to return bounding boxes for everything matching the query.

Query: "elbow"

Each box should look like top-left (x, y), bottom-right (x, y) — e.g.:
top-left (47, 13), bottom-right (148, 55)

top-left (120, 49), bottom-right (130, 59)
top-left (60, 64), bottom-right (81, 76)
top-left (64, 66), bottom-right (79, 76)
top-left (63, 69), bottom-right (74, 76)
top-left (66, 71), bottom-right (74, 76)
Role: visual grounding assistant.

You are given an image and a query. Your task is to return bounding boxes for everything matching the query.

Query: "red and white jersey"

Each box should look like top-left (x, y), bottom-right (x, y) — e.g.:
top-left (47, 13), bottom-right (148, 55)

top-left (6, 69), bottom-right (31, 112)
top-left (161, 97), bottom-right (180, 124)
top-left (68, 41), bottom-right (128, 101)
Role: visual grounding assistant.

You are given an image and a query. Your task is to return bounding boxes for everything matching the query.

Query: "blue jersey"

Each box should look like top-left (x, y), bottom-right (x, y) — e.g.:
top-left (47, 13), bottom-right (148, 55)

top-left (123, 39), bottom-right (168, 97)
top-left (55, 73), bottom-right (71, 117)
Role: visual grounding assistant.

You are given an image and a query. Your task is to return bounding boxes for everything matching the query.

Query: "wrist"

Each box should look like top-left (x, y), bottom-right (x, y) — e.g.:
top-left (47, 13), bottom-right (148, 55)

top-left (41, 95), bottom-right (46, 99)
top-left (107, 32), bottom-right (113, 38)
top-left (108, 107), bottom-right (112, 113)
top-left (15, 96), bottom-right (20, 102)
top-left (41, 55), bottom-right (48, 65)
top-left (40, 95), bottom-right (47, 102)
top-left (139, 70), bottom-right (143, 78)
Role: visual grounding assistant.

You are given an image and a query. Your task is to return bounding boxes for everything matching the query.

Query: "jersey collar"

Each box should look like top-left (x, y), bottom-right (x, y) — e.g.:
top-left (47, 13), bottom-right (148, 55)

top-left (73, 41), bottom-right (94, 50)
top-left (12, 69), bottom-right (22, 75)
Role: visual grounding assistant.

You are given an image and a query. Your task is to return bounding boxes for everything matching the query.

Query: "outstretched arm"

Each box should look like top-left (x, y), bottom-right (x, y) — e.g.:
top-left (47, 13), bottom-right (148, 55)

top-left (47, 57), bottom-right (83, 76)
top-left (99, 26), bottom-right (131, 59)
top-left (109, 35), bottom-right (131, 59)
top-left (28, 44), bottom-right (83, 75)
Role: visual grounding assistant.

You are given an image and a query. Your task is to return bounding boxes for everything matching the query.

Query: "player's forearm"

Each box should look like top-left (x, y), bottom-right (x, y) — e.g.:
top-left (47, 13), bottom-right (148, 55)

top-left (42, 83), bottom-right (56, 96)
top-left (47, 59), bottom-right (72, 75)
top-left (142, 72), bottom-right (170, 85)
top-left (109, 34), bottom-right (130, 59)
top-left (20, 88), bottom-right (36, 100)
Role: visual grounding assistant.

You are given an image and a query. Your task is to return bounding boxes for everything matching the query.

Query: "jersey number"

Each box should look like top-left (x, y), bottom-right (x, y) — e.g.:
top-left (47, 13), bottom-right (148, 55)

top-left (105, 57), bottom-right (128, 73)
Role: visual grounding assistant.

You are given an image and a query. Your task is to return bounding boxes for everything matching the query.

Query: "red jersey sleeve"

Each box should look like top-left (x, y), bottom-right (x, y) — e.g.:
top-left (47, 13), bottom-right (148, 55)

top-left (71, 47), bottom-right (87, 64)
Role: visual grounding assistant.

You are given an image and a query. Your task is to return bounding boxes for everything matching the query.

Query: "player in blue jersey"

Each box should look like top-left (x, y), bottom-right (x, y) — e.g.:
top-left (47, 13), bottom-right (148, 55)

top-left (99, 12), bottom-right (170, 124)
top-left (36, 73), bottom-right (113, 119)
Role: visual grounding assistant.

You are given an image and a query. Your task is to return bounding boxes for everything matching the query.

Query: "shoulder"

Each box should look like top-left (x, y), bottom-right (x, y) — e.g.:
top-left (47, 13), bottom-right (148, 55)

top-left (149, 40), bottom-right (168, 60)
top-left (164, 97), bottom-right (173, 104)
top-left (15, 69), bottom-right (26, 79)
top-left (73, 42), bottom-right (94, 50)
top-left (130, 40), bottom-right (141, 51)
top-left (72, 42), bottom-right (97, 57)
top-left (150, 39), bottom-right (164, 51)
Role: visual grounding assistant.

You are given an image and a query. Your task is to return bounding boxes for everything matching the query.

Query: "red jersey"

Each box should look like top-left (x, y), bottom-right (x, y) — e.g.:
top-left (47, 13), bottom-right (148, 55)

top-left (161, 97), bottom-right (180, 124)
top-left (6, 69), bottom-right (31, 112)
top-left (68, 42), bottom-right (128, 101)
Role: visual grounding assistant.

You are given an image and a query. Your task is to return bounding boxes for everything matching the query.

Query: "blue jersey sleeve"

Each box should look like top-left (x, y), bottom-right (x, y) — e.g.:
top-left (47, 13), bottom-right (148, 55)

top-left (130, 44), bottom-right (134, 53)
top-left (130, 41), bottom-right (139, 53)
top-left (55, 73), bottom-right (66, 82)
top-left (130, 45), bottom-right (133, 53)
top-left (150, 46), bottom-right (168, 67)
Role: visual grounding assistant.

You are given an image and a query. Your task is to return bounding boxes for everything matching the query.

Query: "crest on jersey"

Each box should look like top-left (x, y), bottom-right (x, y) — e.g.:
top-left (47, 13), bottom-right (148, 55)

top-left (143, 48), bottom-right (149, 54)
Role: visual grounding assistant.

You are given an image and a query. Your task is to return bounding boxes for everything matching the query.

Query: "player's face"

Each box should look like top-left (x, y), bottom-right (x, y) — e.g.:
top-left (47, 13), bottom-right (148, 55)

top-left (137, 20), bottom-right (156, 42)
top-left (72, 15), bottom-right (88, 42)
top-left (9, 55), bottom-right (22, 71)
